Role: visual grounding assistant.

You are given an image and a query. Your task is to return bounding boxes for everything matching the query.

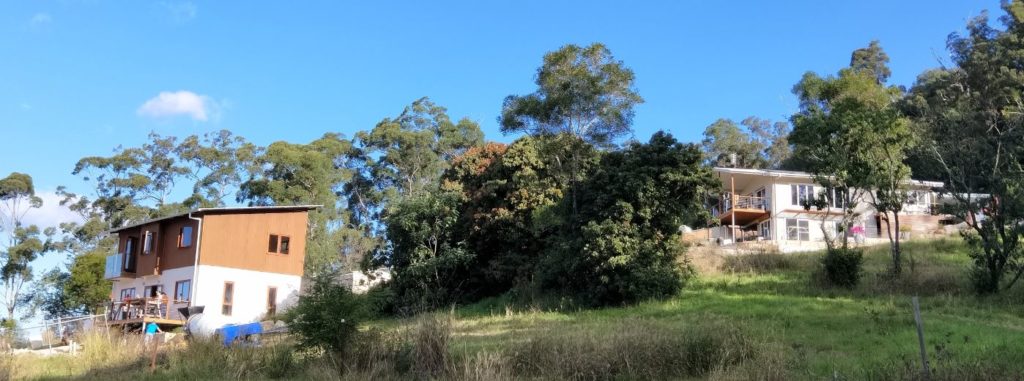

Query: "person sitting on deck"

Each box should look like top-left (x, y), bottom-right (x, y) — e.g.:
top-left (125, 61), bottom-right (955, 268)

top-left (155, 290), bottom-right (169, 318)
top-left (144, 322), bottom-right (162, 345)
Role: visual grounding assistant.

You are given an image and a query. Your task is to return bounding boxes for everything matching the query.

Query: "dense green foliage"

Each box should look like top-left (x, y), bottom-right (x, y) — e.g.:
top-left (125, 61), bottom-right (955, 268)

top-left (284, 279), bottom-right (366, 353)
top-left (384, 190), bottom-right (471, 311)
top-left (540, 132), bottom-right (716, 305)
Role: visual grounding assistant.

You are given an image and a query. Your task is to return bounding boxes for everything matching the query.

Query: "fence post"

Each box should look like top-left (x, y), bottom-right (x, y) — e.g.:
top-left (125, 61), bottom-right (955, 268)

top-left (912, 296), bottom-right (930, 381)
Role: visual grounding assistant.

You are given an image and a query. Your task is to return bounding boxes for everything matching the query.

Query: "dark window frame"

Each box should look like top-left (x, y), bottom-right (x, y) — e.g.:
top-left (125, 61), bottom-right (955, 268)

top-left (268, 234), bottom-right (291, 255)
top-left (268, 234), bottom-right (279, 253)
top-left (267, 287), bottom-right (277, 317)
top-left (174, 280), bottom-right (191, 302)
top-left (178, 226), bottom-right (194, 248)
top-left (123, 237), bottom-right (137, 272)
top-left (120, 288), bottom-right (136, 300)
top-left (222, 282), bottom-right (234, 316)
top-left (142, 231), bottom-right (154, 255)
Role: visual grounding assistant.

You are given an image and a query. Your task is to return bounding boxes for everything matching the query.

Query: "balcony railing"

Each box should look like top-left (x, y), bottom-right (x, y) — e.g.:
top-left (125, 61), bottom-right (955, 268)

top-left (104, 254), bottom-right (123, 279)
top-left (713, 195), bottom-right (770, 217)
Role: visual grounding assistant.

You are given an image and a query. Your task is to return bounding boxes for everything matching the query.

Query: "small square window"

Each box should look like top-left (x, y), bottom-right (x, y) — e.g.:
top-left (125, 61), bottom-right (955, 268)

top-left (268, 234), bottom-right (279, 253)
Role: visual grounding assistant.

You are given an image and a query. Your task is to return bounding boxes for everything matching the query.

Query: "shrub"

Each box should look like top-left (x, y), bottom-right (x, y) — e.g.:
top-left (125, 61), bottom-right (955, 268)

top-left (284, 279), bottom-right (366, 353)
top-left (822, 248), bottom-right (863, 288)
top-left (363, 282), bottom-right (397, 318)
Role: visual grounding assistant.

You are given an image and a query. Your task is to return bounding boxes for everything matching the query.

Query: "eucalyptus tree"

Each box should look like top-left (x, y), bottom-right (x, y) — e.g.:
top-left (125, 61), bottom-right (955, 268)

top-left (701, 118), bottom-right (766, 168)
top-left (176, 130), bottom-right (261, 207)
top-left (742, 116), bottom-right (793, 169)
top-left (0, 172), bottom-right (52, 322)
top-left (850, 40), bottom-right (892, 84)
top-left (500, 43), bottom-right (643, 217)
top-left (792, 41), bottom-right (915, 277)
top-left (902, 2), bottom-right (1024, 292)
top-left (355, 97), bottom-right (483, 200)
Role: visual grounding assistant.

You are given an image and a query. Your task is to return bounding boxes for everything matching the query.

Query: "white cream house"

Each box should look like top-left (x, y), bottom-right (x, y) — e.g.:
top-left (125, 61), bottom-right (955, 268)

top-left (706, 167), bottom-right (949, 252)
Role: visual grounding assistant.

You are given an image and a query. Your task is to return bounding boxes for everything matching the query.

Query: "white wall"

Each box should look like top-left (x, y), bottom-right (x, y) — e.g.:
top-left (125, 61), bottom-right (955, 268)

top-left (190, 265), bottom-right (302, 332)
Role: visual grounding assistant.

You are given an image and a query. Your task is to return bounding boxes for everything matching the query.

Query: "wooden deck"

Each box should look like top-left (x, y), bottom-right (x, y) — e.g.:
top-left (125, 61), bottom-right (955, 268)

top-left (719, 208), bottom-right (770, 226)
top-left (104, 296), bottom-right (188, 328)
top-left (105, 316), bottom-right (185, 327)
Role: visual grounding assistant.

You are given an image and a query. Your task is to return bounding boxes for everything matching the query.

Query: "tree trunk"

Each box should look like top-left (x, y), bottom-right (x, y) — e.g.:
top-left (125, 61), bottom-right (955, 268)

top-left (893, 212), bottom-right (903, 276)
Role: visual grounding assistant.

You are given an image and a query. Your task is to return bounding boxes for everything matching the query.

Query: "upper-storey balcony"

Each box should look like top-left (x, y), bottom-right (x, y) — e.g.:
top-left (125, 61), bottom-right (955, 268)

top-left (712, 194), bottom-right (770, 227)
top-left (104, 252), bottom-right (137, 280)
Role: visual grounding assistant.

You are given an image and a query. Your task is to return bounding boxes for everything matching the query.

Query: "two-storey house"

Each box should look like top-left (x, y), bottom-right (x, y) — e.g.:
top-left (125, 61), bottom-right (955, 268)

top-left (103, 205), bottom-right (317, 332)
top-left (705, 167), bottom-right (950, 252)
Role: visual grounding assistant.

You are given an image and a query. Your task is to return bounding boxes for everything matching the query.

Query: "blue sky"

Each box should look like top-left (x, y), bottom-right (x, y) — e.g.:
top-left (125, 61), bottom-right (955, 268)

top-left (0, 0), bottom-right (1004, 310)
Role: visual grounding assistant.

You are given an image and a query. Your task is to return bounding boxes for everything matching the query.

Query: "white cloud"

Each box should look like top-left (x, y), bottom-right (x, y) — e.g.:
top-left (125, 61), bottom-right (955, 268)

top-left (19, 191), bottom-right (83, 231)
top-left (160, 1), bottom-right (197, 23)
top-left (30, 12), bottom-right (52, 26)
top-left (137, 90), bottom-right (217, 121)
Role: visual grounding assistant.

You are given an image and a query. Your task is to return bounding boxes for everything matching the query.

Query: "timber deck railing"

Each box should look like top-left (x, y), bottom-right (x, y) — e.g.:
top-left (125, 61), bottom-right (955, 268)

top-left (105, 297), bottom-right (187, 323)
top-left (712, 195), bottom-right (770, 217)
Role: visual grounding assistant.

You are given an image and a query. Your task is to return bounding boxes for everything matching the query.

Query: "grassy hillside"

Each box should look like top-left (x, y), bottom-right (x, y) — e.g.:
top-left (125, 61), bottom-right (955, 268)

top-left (10, 238), bottom-right (1024, 380)
top-left (446, 238), bottom-right (1024, 379)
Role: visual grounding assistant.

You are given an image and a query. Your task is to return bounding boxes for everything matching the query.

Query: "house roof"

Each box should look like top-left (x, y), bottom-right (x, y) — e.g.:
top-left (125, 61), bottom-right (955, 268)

top-left (712, 167), bottom-right (945, 188)
top-left (106, 205), bottom-right (322, 234)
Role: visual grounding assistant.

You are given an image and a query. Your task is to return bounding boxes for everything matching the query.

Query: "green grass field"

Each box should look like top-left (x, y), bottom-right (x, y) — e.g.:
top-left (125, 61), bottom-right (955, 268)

top-left (442, 238), bottom-right (1024, 379)
top-left (10, 237), bottom-right (1024, 380)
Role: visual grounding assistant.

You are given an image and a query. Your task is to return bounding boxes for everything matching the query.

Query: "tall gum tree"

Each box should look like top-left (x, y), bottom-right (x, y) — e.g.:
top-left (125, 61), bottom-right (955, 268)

top-left (500, 43), bottom-right (643, 219)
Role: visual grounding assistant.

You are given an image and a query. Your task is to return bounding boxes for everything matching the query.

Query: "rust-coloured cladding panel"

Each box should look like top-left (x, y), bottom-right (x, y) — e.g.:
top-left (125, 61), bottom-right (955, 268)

top-left (197, 211), bottom-right (307, 276)
top-left (159, 218), bottom-right (199, 271)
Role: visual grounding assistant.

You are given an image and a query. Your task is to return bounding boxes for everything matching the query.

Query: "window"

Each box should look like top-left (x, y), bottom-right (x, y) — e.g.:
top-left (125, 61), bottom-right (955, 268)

top-left (753, 188), bottom-right (768, 210)
top-left (268, 234), bottom-right (279, 253)
top-left (791, 184), bottom-right (814, 206)
top-left (222, 282), bottom-right (234, 316)
top-left (267, 287), bottom-right (277, 317)
top-left (178, 226), bottom-right (194, 248)
top-left (279, 236), bottom-right (290, 254)
top-left (909, 191), bottom-right (929, 206)
top-left (786, 219), bottom-right (810, 241)
top-left (143, 285), bottom-right (164, 298)
top-left (831, 188), bottom-right (847, 209)
top-left (143, 231), bottom-right (154, 254)
top-left (760, 221), bottom-right (771, 239)
top-left (174, 280), bottom-right (191, 302)
top-left (122, 237), bottom-right (137, 272)
top-left (120, 288), bottom-right (136, 300)
top-left (268, 235), bottom-right (291, 254)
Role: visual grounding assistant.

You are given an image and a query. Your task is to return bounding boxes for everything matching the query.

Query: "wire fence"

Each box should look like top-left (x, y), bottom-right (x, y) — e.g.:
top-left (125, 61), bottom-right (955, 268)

top-left (3, 314), bottom-right (105, 352)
